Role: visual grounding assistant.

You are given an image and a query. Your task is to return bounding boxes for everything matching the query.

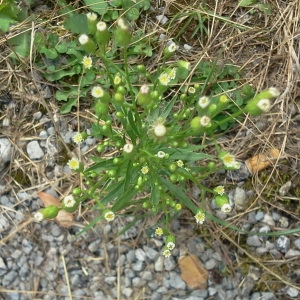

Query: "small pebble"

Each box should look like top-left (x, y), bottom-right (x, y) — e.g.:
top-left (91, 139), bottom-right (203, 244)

top-left (27, 141), bottom-right (44, 160)
top-left (275, 236), bottom-right (290, 253)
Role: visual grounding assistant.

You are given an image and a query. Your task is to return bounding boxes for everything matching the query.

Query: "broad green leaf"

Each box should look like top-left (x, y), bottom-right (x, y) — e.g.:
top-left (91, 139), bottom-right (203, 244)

top-left (126, 7), bottom-right (139, 20)
top-left (60, 98), bottom-right (78, 113)
top-left (0, 14), bottom-right (16, 32)
top-left (84, 0), bottom-right (108, 14)
top-left (39, 46), bottom-right (58, 59)
top-left (8, 31), bottom-right (30, 58)
top-left (256, 4), bottom-right (272, 15)
top-left (163, 148), bottom-right (212, 161)
top-left (238, 0), bottom-right (257, 7)
top-left (64, 13), bottom-right (88, 34)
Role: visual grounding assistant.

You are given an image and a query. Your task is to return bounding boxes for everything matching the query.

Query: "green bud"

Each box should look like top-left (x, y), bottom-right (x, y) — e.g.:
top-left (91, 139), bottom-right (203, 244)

top-left (106, 169), bottom-right (116, 178)
top-left (116, 86), bottom-right (126, 95)
top-left (113, 92), bottom-right (124, 104)
top-left (137, 65), bottom-right (146, 73)
top-left (150, 90), bottom-right (160, 102)
top-left (180, 94), bottom-right (187, 101)
top-left (208, 104), bottom-right (217, 115)
top-left (97, 144), bottom-right (105, 152)
top-left (207, 161), bottom-right (216, 170)
top-left (177, 60), bottom-right (191, 79)
top-left (169, 164), bottom-right (177, 172)
top-left (86, 13), bottom-right (97, 35)
top-left (166, 234), bottom-right (176, 244)
top-left (180, 141), bottom-right (188, 148)
top-left (116, 111), bottom-right (124, 118)
top-left (95, 101), bottom-right (109, 118)
top-left (73, 188), bottom-right (82, 196)
top-left (152, 206), bottom-right (158, 213)
top-left (95, 21), bottom-right (110, 46)
top-left (215, 194), bottom-right (230, 208)
top-left (78, 34), bottom-right (97, 53)
top-left (142, 201), bottom-right (151, 209)
top-left (113, 157), bottom-right (120, 164)
top-left (40, 205), bottom-right (60, 219)
top-left (114, 19), bottom-right (131, 46)
top-left (170, 174), bottom-right (177, 182)
top-left (137, 84), bottom-right (152, 106)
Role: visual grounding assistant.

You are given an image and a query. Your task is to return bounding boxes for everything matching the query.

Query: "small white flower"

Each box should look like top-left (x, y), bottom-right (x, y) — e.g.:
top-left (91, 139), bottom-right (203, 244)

top-left (140, 84), bottom-right (149, 94)
top-left (154, 124), bottom-right (167, 137)
top-left (221, 204), bottom-right (232, 213)
top-left (176, 160), bottom-right (184, 167)
top-left (167, 42), bottom-right (178, 53)
top-left (79, 34), bottom-right (89, 45)
top-left (158, 73), bottom-right (170, 86)
top-left (214, 186), bottom-right (225, 195)
top-left (155, 227), bottom-right (164, 236)
top-left (157, 151), bottom-right (166, 158)
top-left (169, 68), bottom-right (177, 80)
top-left (188, 87), bottom-right (196, 94)
top-left (34, 212), bottom-right (44, 222)
top-left (104, 211), bottom-right (115, 222)
top-left (114, 75), bottom-right (122, 85)
top-left (82, 56), bottom-right (92, 69)
top-left (163, 249), bottom-right (171, 258)
top-left (91, 86), bottom-right (104, 98)
top-left (72, 132), bottom-right (84, 144)
top-left (87, 12), bottom-right (97, 21)
top-left (67, 158), bottom-right (80, 170)
top-left (200, 116), bottom-right (211, 127)
top-left (96, 21), bottom-right (107, 31)
top-left (63, 195), bottom-right (76, 208)
top-left (117, 18), bottom-right (128, 30)
top-left (194, 210), bottom-right (205, 224)
top-left (198, 96), bottom-right (210, 108)
top-left (141, 166), bottom-right (149, 175)
top-left (167, 242), bottom-right (175, 251)
top-left (123, 143), bottom-right (134, 153)
top-left (268, 87), bottom-right (280, 97)
top-left (257, 99), bottom-right (271, 112)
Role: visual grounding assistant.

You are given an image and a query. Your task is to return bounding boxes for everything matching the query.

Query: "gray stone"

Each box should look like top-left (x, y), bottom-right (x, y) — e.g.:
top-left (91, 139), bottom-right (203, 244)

top-left (256, 247), bottom-right (269, 255)
top-left (250, 292), bottom-right (261, 300)
top-left (275, 236), bottom-right (290, 253)
top-left (294, 238), bottom-right (300, 250)
top-left (0, 138), bottom-right (12, 171)
top-left (88, 240), bottom-right (101, 253)
top-left (285, 249), bottom-right (300, 259)
top-left (255, 211), bottom-right (264, 221)
top-left (208, 287), bottom-right (217, 296)
top-left (246, 235), bottom-right (262, 247)
top-left (154, 256), bottom-right (164, 272)
top-left (164, 255), bottom-right (176, 271)
top-left (141, 270), bottom-right (153, 281)
top-left (262, 214), bottom-right (275, 227)
top-left (272, 211), bottom-right (280, 221)
top-left (22, 239), bottom-right (34, 255)
top-left (39, 130), bottom-right (48, 139)
top-left (205, 258), bottom-right (217, 270)
top-left (143, 245), bottom-right (158, 260)
top-left (104, 276), bottom-right (116, 285)
top-left (169, 272), bottom-right (186, 289)
top-left (260, 292), bottom-right (276, 300)
top-left (1, 195), bottom-right (12, 207)
top-left (233, 187), bottom-right (247, 207)
top-left (122, 287), bottom-right (133, 298)
top-left (279, 216), bottom-right (289, 228)
top-left (135, 248), bottom-right (146, 261)
top-left (3, 270), bottom-right (18, 286)
top-left (241, 276), bottom-right (255, 297)
top-left (286, 286), bottom-right (299, 298)
top-left (47, 127), bottom-right (56, 135)
top-left (132, 260), bottom-right (144, 272)
top-left (33, 111), bottom-right (42, 120)
top-left (248, 211), bottom-right (257, 223)
top-left (132, 277), bottom-right (146, 287)
top-left (26, 141), bottom-right (44, 160)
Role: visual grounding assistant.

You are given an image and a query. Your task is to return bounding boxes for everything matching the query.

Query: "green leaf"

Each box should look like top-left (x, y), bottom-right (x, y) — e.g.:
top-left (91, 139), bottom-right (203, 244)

top-left (64, 13), bottom-right (88, 34)
top-left (112, 187), bottom-right (138, 211)
top-left (7, 31), bottom-right (31, 58)
top-left (60, 98), bottom-right (78, 114)
top-left (39, 46), bottom-right (58, 59)
top-left (256, 4), bottom-right (272, 15)
top-left (167, 148), bottom-right (212, 161)
top-left (126, 7), bottom-right (139, 20)
top-left (0, 14), bottom-right (16, 32)
top-left (238, 0), bottom-right (257, 7)
top-left (84, 0), bottom-right (108, 14)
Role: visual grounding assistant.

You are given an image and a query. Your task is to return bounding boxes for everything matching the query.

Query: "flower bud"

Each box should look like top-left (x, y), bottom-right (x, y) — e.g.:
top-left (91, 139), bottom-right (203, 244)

top-left (87, 12), bottom-right (97, 35)
top-left (177, 60), bottom-right (191, 79)
top-left (40, 205), bottom-right (60, 219)
top-left (78, 34), bottom-right (96, 53)
top-left (114, 18), bottom-right (131, 46)
top-left (137, 84), bottom-right (152, 106)
top-left (95, 21), bottom-right (110, 46)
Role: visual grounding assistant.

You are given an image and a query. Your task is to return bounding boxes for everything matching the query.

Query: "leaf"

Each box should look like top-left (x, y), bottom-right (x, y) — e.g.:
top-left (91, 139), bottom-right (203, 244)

top-left (256, 4), bottom-right (272, 15)
top-left (238, 0), bottom-right (257, 7)
top-left (84, 0), bottom-right (108, 14)
top-left (126, 7), bottom-right (139, 20)
top-left (64, 13), bottom-right (88, 34)
top-left (60, 98), bottom-right (78, 114)
top-left (7, 31), bottom-right (31, 58)
top-left (163, 148), bottom-right (212, 161)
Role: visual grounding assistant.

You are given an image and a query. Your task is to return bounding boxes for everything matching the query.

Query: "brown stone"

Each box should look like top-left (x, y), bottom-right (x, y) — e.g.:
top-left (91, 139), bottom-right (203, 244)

top-left (178, 255), bottom-right (208, 289)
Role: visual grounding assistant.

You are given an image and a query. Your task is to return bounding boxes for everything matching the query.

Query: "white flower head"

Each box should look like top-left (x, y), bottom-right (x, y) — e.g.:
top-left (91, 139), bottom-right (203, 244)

top-left (158, 73), bottom-right (170, 86)
top-left (157, 151), bottom-right (166, 158)
top-left (79, 34), bottom-right (89, 45)
top-left (188, 87), bottom-right (196, 94)
top-left (91, 86), bottom-right (104, 98)
top-left (154, 124), bottom-right (167, 137)
top-left (117, 18), bottom-right (128, 30)
top-left (167, 242), bottom-right (175, 251)
top-left (63, 195), bottom-right (76, 208)
top-left (257, 99), bottom-right (271, 112)
top-left (104, 211), bottom-right (115, 222)
top-left (214, 186), bottom-right (225, 196)
top-left (200, 116), bottom-right (211, 127)
top-left (97, 21), bottom-right (107, 31)
top-left (155, 227), bottom-right (164, 236)
top-left (72, 132), bottom-right (84, 144)
top-left (198, 96), bottom-right (210, 108)
top-left (176, 160), bottom-right (184, 167)
top-left (67, 158), bottom-right (80, 170)
top-left (141, 166), bottom-right (149, 175)
top-left (163, 249), bottom-right (171, 258)
top-left (169, 68), bottom-right (177, 80)
top-left (87, 12), bottom-right (97, 21)
top-left (82, 56), bottom-right (92, 69)
top-left (140, 84), bottom-right (149, 94)
top-left (167, 42), bottom-right (178, 53)
top-left (123, 143), bottom-right (134, 153)
top-left (268, 87), bottom-right (280, 97)
top-left (34, 212), bottom-right (44, 222)
top-left (194, 210), bottom-right (205, 224)
top-left (221, 203), bottom-right (232, 213)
